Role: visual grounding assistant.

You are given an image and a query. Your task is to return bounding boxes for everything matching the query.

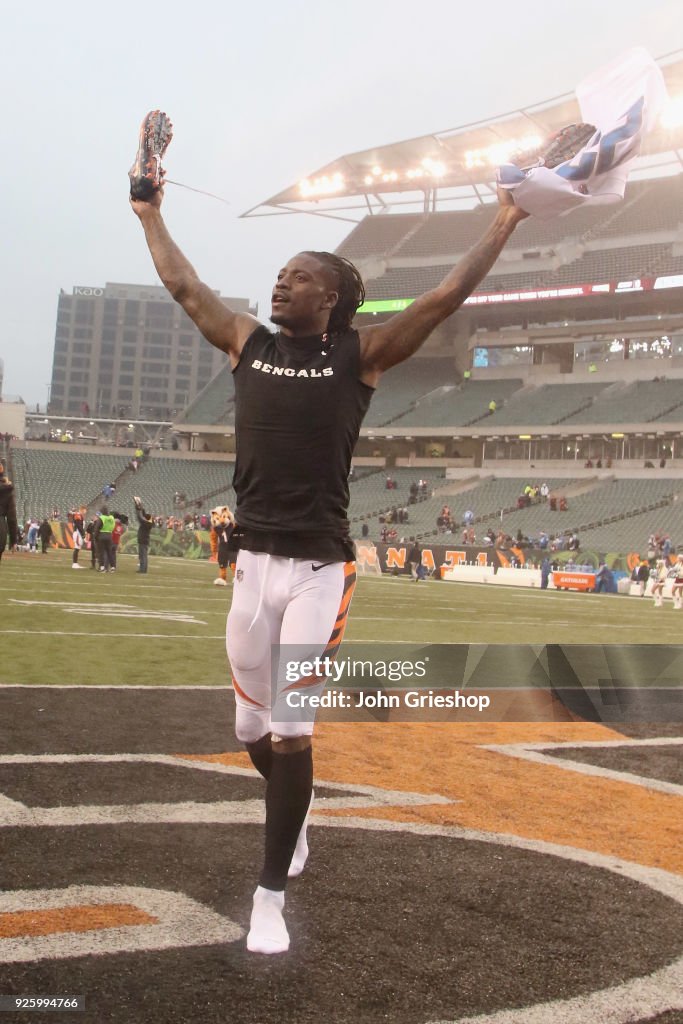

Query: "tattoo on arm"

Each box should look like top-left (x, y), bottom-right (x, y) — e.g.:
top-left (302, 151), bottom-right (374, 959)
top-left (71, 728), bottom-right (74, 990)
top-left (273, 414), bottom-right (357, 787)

top-left (359, 207), bottom-right (524, 377)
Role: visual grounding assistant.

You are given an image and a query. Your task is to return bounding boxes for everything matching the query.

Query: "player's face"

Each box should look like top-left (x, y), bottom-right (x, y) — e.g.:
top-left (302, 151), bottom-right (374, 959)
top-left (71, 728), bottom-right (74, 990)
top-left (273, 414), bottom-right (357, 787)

top-left (270, 254), bottom-right (338, 334)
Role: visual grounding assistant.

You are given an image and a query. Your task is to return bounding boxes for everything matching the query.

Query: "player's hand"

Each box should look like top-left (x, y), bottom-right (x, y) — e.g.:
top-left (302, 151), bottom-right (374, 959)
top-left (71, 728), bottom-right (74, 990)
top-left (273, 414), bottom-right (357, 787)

top-left (497, 185), bottom-right (529, 220)
top-left (130, 186), bottom-right (164, 217)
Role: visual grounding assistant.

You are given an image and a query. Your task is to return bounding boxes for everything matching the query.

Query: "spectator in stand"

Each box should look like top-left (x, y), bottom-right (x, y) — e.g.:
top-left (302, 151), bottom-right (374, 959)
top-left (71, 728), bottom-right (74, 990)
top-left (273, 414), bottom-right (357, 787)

top-left (0, 462), bottom-right (18, 564)
top-left (487, 399), bottom-right (497, 415)
top-left (466, 527), bottom-right (476, 545)
top-left (463, 509), bottom-right (474, 527)
top-left (537, 531), bottom-right (549, 550)
top-left (38, 518), bottom-right (54, 554)
top-left (409, 482), bottom-right (419, 503)
top-left (540, 482), bottom-right (549, 499)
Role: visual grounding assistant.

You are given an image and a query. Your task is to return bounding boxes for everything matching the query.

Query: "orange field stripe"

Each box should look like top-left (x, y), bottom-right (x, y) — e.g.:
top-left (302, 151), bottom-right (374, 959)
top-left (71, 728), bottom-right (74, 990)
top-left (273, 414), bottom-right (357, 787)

top-left (184, 718), bottom-right (683, 876)
top-left (0, 903), bottom-right (157, 939)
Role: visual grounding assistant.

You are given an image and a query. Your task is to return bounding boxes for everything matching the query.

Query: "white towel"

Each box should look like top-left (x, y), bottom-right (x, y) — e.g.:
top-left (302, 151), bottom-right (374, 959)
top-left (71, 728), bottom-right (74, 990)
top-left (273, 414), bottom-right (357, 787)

top-left (497, 48), bottom-right (669, 219)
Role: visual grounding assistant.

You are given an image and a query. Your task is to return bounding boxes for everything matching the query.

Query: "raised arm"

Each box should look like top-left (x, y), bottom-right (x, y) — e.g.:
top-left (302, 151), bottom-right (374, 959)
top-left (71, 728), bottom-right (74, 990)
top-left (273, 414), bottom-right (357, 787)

top-left (358, 190), bottom-right (527, 385)
top-left (131, 190), bottom-right (260, 365)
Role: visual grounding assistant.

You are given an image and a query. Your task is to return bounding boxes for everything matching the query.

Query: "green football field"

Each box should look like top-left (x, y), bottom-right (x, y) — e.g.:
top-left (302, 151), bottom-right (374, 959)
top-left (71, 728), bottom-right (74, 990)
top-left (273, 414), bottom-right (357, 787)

top-left (0, 548), bottom-right (675, 688)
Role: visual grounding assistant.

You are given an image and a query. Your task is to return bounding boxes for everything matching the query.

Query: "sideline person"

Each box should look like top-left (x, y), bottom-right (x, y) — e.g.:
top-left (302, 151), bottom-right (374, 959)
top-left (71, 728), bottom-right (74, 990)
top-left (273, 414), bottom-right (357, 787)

top-left (133, 497), bottom-right (154, 574)
top-left (94, 507), bottom-right (116, 572)
top-left (0, 463), bottom-right (18, 563)
top-left (131, 173), bottom-right (528, 954)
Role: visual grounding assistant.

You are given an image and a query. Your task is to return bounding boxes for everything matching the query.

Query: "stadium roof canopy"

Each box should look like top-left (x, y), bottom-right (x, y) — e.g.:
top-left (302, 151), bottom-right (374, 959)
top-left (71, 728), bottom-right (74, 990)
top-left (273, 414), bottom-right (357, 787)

top-left (242, 51), bottom-right (683, 222)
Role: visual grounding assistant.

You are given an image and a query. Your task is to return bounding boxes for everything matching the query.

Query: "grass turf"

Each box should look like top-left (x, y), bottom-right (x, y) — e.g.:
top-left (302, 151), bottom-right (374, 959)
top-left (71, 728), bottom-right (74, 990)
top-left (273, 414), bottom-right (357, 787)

top-left (0, 548), bottom-right (675, 688)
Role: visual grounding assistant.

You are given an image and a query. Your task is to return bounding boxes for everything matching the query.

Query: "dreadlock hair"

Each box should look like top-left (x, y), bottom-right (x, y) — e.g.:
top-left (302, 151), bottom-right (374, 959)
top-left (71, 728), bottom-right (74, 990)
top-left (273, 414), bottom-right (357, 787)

top-left (301, 252), bottom-right (365, 336)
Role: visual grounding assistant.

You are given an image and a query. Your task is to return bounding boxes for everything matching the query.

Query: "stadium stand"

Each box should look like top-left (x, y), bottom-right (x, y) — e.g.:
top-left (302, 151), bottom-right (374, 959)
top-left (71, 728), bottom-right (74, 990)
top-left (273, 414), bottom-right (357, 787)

top-left (364, 358), bottom-right (459, 427)
top-left (337, 214), bottom-right (426, 259)
top-left (348, 468), bottom-right (444, 524)
top-left (390, 379), bottom-right (525, 428)
top-left (481, 383), bottom-right (611, 426)
top-left (176, 363), bottom-right (234, 425)
top-left (348, 174), bottom-right (683, 303)
top-left (11, 448), bottom-right (137, 521)
top-left (111, 457), bottom-right (236, 516)
top-left (562, 380), bottom-right (683, 425)
top-left (387, 179), bottom-right (683, 258)
top-left (410, 476), bottom-right (683, 554)
top-left (364, 244), bottom-right (681, 300)
top-left (11, 447), bottom-right (236, 521)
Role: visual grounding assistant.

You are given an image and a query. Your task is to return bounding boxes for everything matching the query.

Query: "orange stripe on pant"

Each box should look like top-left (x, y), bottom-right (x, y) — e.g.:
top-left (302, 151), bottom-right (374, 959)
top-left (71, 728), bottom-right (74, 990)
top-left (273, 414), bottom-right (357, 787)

top-left (323, 562), bottom-right (356, 662)
top-left (232, 675), bottom-right (265, 708)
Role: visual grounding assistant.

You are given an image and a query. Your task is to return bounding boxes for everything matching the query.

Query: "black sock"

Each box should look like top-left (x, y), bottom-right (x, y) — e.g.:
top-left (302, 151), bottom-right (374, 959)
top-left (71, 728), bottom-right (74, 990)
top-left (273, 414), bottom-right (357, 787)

top-left (246, 734), bottom-right (273, 780)
top-left (259, 746), bottom-right (313, 891)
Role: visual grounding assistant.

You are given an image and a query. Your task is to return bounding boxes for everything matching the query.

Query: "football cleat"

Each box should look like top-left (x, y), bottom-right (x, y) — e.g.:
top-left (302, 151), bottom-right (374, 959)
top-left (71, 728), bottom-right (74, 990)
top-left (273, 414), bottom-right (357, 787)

top-left (518, 122), bottom-right (597, 172)
top-left (129, 110), bottom-right (174, 201)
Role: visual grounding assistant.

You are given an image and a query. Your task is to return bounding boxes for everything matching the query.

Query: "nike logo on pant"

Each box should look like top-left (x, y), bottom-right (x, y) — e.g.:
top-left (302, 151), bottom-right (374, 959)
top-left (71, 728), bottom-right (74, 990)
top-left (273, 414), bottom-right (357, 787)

top-left (311, 562), bottom-right (334, 572)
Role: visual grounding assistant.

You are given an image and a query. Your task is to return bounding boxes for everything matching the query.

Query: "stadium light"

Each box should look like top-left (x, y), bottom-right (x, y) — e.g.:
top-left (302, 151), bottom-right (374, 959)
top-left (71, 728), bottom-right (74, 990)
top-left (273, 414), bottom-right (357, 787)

top-left (464, 133), bottom-right (543, 170)
top-left (362, 156), bottom-right (448, 190)
top-left (298, 173), bottom-right (346, 198)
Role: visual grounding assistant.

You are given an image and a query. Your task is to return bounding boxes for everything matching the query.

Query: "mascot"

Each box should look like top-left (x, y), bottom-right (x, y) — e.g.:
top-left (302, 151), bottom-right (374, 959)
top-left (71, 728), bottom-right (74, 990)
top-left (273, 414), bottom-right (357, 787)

top-left (211, 505), bottom-right (235, 586)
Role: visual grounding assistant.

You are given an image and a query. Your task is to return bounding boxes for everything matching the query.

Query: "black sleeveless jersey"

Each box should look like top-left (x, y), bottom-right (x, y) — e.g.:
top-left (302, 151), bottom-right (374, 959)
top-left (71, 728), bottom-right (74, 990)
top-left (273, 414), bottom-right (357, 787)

top-left (231, 325), bottom-right (373, 561)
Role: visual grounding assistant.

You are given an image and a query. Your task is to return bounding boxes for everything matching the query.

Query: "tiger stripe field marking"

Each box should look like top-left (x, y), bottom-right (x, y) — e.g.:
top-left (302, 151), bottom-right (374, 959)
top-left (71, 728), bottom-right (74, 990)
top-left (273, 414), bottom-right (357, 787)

top-left (317, 816), bottom-right (683, 1024)
top-left (0, 753), bottom-right (451, 829)
top-left (0, 903), bottom-right (156, 938)
top-left (483, 737), bottom-right (683, 797)
top-left (305, 721), bottom-right (683, 874)
top-left (0, 886), bottom-right (244, 963)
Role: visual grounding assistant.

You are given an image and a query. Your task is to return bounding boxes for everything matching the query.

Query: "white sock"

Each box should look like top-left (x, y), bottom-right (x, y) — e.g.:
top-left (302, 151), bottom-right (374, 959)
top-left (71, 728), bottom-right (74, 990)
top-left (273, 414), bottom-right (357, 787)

top-left (288, 788), bottom-right (314, 878)
top-left (247, 886), bottom-right (289, 954)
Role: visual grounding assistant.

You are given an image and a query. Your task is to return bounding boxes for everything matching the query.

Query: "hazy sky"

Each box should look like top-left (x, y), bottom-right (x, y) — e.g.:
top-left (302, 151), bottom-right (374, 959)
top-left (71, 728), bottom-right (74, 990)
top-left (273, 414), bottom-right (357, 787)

top-left (2, 0), bottom-right (682, 408)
